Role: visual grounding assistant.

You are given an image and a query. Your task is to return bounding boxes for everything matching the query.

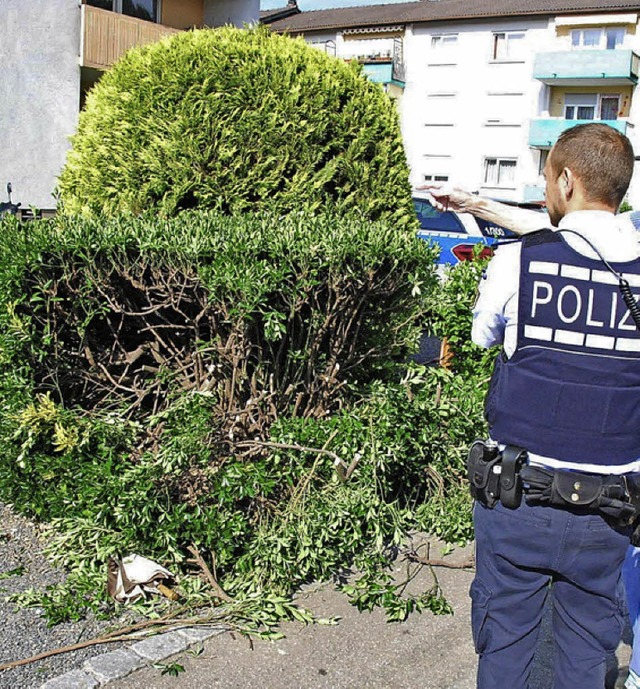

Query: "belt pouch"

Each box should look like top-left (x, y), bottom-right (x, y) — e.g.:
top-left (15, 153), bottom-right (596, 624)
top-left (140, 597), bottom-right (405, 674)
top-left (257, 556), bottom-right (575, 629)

top-left (551, 471), bottom-right (602, 508)
top-left (467, 440), bottom-right (500, 508)
top-left (499, 446), bottom-right (527, 509)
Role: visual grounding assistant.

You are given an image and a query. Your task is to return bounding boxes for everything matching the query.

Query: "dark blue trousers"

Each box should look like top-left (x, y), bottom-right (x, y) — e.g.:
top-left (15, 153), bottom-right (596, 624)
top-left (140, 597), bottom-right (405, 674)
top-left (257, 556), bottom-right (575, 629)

top-left (472, 500), bottom-right (630, 689)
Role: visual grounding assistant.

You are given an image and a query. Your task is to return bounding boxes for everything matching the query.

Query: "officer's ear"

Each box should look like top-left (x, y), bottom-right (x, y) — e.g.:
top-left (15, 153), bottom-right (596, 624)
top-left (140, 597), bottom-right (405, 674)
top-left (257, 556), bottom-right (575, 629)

top-left (561, 167), bottom-right (575, 201)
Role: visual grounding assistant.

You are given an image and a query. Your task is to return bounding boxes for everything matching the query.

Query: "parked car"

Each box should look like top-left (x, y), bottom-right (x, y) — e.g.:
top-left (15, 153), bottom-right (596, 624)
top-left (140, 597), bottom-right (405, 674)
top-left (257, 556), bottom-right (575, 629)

top-left (413, 191), bottom-right (546, 265)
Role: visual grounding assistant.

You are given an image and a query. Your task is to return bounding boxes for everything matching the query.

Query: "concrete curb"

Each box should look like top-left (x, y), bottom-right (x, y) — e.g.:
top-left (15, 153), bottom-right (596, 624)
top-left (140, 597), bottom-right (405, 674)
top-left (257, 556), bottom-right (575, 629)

top-left (39, 626), bottom-right (225, 689)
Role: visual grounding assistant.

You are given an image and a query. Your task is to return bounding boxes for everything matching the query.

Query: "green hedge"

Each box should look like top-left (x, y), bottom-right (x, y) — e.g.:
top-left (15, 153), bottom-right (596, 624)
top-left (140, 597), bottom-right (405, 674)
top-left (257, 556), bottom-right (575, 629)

top-left (58, 26), bottom-right (415, 228)
top-left (0, 212), bottom-right (494, 624)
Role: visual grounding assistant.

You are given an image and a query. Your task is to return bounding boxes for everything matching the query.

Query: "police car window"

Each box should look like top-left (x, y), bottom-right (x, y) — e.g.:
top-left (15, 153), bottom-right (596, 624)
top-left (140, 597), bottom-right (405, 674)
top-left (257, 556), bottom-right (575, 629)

top-left (413, 199), bottom-right (467, 233)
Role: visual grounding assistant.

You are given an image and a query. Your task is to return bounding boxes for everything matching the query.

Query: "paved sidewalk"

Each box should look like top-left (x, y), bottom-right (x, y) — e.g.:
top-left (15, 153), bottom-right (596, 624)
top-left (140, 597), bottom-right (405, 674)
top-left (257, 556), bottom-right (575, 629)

top-left (107, 542), bottom-right (478, 689)
top-left (40, 541), bottom-right (633, 689)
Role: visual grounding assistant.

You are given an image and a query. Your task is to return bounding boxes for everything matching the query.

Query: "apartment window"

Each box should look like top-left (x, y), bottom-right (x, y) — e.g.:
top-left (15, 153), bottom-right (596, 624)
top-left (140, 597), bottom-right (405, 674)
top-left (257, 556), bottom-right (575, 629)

top-left (564, 93), bottom-right (597, 120)
top-left (571, 27), bottom-right (625, 50)
top-left (87, 0), bottom-right (159, 22)
top-left (600, 95), bottom-right (620, 120)
top-left (606, 28), bottom-right (625, 49)
top-left (310, 40), bottom-right (336, 56)
top-left (431, 35), bottom-right (458, 50)
top-left (484, 158), bottom-right (517, 187)
top-left (563, 93), bottom-right (620, 121)
top-left (571, 28), bottom-right (601, 48)
top-left (492, 31), bottom-right (526, 60)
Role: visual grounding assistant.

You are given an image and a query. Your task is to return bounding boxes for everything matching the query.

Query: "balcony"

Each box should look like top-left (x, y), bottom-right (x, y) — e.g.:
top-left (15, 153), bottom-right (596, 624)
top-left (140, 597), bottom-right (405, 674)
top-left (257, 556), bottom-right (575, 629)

top-left (529, 118), bottom-right (632, 148)
top-left (80, 4), bottom-right (180, 71)
top-left (360, 58), bottom-right (405, 87)
top-left (533, 50), bottom-right (639, 86)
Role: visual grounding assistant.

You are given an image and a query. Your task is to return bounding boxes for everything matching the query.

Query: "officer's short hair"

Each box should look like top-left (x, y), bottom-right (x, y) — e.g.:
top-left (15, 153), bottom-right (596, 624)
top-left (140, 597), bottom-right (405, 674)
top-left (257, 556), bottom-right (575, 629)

top-left (549, 123), bottom-right (634, 209)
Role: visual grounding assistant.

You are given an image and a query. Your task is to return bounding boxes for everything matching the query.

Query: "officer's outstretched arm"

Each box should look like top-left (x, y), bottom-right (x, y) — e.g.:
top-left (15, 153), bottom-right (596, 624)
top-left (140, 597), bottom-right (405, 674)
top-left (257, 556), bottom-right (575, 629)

top-left (418, 184), bottom-right (549, 236)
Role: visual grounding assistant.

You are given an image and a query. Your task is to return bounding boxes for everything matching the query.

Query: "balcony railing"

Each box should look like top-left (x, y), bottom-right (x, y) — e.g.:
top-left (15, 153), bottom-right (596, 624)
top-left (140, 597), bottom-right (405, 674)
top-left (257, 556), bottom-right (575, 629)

top-left (529, 118), bottom-right (632, 148)
top-left (533, 50), bottom-right (639, 86)
top-left (81, 4), bottom-right (180, 70)
top-left (351, 38), bottom-right (405, 88)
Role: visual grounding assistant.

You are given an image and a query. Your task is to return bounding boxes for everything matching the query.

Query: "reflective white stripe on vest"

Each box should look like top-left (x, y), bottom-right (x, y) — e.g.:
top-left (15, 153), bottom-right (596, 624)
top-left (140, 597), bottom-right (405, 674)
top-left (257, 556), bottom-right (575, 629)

top-left (524, 324), bottom-right (640, 352)
top-left (554, 329), bottom-right (584, 346)
top-left (524, 325), bottom-right (553, 341)
top-left (560, 264), bottom-right (590, 281)
top-left (585, 334), bottom-right (615, 349)
top-left (616, 338), bottom-right (640, 352)
top-left (529, 260), bottom-right (559, 276)
top-left (530, 262), bottom-right (640, 287)
top-left (592, 269), bottom-right (619, 285)
top-left (590, 269), bottom-right (640, 288)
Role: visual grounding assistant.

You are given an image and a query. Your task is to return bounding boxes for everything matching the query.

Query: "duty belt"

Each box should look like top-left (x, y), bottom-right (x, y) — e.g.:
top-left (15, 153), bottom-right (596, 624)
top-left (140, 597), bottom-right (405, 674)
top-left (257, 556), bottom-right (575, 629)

top-left (467, 439), bottom-right (640, 525)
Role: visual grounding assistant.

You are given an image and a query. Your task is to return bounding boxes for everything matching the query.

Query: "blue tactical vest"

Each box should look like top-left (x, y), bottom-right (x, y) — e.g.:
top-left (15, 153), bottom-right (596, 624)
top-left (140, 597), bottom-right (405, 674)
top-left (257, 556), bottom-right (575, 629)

top-left (485, 229), bottom-right (640, 466)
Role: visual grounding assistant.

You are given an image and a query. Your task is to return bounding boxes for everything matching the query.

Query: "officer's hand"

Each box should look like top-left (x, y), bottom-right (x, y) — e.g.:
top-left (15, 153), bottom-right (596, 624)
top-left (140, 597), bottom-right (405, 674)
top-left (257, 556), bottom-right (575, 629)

top-left (416, 184), bottom-right (478, 214)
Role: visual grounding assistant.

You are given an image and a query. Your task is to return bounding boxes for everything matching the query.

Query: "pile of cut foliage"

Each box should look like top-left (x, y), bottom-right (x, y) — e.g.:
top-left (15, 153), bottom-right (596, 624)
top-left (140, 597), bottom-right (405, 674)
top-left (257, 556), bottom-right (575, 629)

top-left (0, 25), bottom-right (495, 629)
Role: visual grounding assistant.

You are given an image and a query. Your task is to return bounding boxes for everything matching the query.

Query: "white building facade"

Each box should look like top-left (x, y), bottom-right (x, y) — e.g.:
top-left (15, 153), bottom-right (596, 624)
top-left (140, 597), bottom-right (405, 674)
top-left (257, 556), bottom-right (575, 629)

top-left (270, 3), bottom-right (640, 208)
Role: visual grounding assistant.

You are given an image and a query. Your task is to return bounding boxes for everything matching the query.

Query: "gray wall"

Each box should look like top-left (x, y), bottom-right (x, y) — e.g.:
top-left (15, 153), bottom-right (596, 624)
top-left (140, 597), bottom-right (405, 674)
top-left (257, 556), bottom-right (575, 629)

top-left (204, 0), bottom-right (259, 27)
top-left (0, 0), bottom-right (80, 210)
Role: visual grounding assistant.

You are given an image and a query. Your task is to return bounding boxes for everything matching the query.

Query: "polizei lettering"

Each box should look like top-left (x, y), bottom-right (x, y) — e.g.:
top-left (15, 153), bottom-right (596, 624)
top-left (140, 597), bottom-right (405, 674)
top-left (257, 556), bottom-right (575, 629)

top-left (531, 279), bottom-right (638, 332)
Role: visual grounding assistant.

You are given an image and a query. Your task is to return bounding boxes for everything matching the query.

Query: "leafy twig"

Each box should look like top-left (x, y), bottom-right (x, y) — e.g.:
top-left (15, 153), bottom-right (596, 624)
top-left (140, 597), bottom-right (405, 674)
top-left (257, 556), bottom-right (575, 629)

top-left (186, 545), bottom-right (233, 603)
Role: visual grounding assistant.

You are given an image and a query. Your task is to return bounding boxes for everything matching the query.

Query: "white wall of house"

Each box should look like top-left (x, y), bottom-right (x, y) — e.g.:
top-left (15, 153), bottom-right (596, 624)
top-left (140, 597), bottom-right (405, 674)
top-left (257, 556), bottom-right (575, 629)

top-left (0, 0), bottom-right (81, 210)
top-left (402, 17), bottom-right (552, 201)
top-left (204, 0), bottom-right (259, 27)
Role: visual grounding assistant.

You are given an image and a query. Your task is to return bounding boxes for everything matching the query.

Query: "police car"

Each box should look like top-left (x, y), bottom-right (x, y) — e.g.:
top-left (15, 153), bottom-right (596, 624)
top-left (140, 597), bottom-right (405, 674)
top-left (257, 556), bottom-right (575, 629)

top-left (413, 192), bottom-right (544, 265)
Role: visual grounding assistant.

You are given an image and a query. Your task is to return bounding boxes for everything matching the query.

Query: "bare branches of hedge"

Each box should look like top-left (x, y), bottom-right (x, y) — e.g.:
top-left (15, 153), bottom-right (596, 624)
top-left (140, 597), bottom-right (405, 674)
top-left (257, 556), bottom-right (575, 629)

top-left (14, 212), bottom-right (436, 449)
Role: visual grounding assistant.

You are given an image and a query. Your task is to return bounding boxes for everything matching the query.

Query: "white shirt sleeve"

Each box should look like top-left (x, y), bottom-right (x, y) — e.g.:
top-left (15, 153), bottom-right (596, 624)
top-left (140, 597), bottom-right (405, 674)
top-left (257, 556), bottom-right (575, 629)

top-left (471, 242), bottom-right (521, 352)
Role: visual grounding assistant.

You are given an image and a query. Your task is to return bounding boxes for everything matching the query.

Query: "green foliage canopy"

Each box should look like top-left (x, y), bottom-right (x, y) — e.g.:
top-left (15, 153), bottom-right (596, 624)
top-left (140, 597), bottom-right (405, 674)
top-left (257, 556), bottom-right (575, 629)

top-left (58, 26), bottom-right (415, 227)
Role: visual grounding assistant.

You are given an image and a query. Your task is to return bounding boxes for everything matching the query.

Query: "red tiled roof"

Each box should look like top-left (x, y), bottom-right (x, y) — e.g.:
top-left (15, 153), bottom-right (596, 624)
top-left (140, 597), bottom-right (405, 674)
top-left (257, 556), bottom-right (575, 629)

top-left (267, 0), bottom-right (640, 33)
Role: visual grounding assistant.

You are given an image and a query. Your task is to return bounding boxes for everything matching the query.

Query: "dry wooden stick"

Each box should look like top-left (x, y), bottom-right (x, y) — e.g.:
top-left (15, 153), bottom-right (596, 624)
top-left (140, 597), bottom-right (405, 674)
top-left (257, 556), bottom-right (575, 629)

top-left (0, 633), bottom-right (142, 672)
top-left (406, 551), bottom-right (475, 570)
top-left (186, 545), bottom-right (233, 602)
top-left (235, 439), bottom-right (342, 465)
top-left (236, 438), bottom-right (362, 483)
top-left (333, 453), bottom-right (362, 483)
top-left (0, 607), bottom-right (208, 672)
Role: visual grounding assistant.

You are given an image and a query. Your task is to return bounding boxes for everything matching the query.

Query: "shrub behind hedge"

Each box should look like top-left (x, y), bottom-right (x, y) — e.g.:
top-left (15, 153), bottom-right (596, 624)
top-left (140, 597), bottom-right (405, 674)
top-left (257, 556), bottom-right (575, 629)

top-left (58, 26), bottom-right (415, 228)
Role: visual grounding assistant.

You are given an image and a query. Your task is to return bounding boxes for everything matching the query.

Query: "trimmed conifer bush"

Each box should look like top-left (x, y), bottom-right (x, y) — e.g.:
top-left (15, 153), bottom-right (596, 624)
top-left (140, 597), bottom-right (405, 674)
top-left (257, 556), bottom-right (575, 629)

top-left (58, 26), bottom-right (415, 228)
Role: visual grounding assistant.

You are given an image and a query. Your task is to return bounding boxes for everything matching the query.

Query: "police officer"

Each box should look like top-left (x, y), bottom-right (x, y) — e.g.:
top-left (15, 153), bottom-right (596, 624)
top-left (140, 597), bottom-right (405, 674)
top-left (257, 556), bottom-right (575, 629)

top-left (423, 136), bottom-right (640, 689)
top-left (445, 123), bottom-right (640, 689)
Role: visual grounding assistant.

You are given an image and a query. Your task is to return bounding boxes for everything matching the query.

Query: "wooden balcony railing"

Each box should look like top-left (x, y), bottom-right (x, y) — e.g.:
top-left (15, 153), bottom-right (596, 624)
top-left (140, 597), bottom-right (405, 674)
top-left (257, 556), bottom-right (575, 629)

top-left (81, 4), bottom-right (180, 70)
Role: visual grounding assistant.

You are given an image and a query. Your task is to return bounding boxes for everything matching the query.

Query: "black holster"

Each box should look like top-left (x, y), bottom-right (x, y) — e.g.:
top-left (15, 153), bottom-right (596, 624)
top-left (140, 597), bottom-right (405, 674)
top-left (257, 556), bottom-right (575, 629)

top-left (467, 441), bottom-right (528, 510)
top-left (499, 446), bottom-right (527, 509)
top-left (467, 440), bottom-right (501, 508)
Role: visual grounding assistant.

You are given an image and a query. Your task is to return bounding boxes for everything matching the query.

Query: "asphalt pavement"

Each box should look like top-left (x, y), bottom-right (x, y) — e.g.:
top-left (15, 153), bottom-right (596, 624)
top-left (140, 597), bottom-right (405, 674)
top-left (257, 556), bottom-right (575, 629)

top-left (102, 540), bottom-right (632, 689)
